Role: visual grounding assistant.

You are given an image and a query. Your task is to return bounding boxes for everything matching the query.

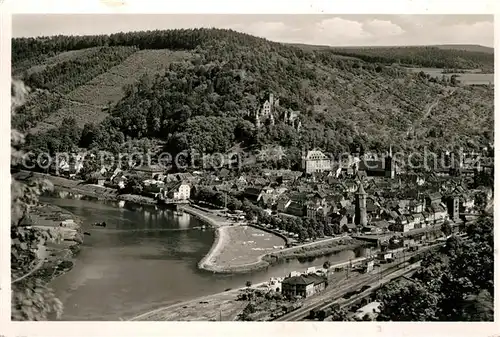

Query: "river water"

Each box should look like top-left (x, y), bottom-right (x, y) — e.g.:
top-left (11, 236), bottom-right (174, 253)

top-left (42, 192), bottom-right (369, 321)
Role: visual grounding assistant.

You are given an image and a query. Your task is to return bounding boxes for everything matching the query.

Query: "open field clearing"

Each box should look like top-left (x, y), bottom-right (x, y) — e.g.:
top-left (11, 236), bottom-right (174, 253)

top-left (98, 49), bottom-right (193, 79)
top-left (66, 49), bottom-right (193, 106)
top-left (407, 67), bottom-right (494, 85)
top-left (27, 49), bottom-right (193, 132)
top-left (29, 100), bottom-right (104, 133)
top-left (200, 225), bottom-right (285, 273)
top-left (457, 73), bottom-right (494, 85)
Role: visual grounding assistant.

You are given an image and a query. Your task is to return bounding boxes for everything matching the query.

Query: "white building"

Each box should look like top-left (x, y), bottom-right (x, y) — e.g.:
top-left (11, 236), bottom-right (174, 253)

top-left (165, 181), bottom-right (191, 200)
top-left (302, 150), bottom-right (332, 174)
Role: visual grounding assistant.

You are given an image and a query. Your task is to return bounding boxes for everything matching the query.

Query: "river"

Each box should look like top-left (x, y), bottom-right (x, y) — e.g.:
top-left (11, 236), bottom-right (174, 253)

top-left (42, 192), bottom-right (370, 321)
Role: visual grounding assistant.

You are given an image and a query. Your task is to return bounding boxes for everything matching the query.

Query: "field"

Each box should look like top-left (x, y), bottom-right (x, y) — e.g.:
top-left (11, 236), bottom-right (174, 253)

top-left (457, 73), bottom-right (494, 85)
top-left (407, 67), bottom-right (494, 85)
top-left (66, 49), bottom-right (192, 106)
top-left (417, 84), bottom-right (494, 149)
top-left (25, 49), bottom-right (193, 133)
top-left (29, 99), bottom-right (104, 133)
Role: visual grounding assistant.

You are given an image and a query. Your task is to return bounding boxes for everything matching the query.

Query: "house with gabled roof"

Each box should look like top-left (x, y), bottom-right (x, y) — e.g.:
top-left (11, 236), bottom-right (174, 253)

top-left (281, 274), bottom-right (327, 298)
top-left (286, 201), bottom-right (305, 217)
top-left (252, 177), bottom-right (269, 187)
top-left (237, 175), bottom-right (248, 185)
top-left (164, 181), bottom-right (191, 200)
top-left (302, 149), bottom-right (332, 174)
top-left (133, 164), bottom-right (165, 178)
top-left (277, 196), bottom-right (292, 213)
top-left (243, 187), bottom-right (263, 203)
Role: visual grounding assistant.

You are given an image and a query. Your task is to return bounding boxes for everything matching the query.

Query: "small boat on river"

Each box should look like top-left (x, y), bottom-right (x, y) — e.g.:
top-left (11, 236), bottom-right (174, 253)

top-left (93, 221), bottom-right (107, 227)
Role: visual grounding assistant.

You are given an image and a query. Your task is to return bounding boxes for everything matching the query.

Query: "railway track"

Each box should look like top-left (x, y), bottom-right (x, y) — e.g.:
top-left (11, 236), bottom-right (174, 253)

top-left (273, 243), bottom-right (444, 322)
top-left (273, 261), bottom-right (411, 321)
top-left (335, 262), bottom-right (420, 309)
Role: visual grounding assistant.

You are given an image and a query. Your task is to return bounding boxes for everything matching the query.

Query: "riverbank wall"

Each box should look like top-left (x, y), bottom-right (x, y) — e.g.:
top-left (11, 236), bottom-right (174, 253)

top-left (262, 238), bottom-right (369, 264)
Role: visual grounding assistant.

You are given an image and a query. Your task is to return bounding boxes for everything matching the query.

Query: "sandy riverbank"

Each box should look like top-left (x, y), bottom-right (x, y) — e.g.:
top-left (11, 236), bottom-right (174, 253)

top-left (129, 279), bottom-right (270, 321)
top-left (198, 226), bottom-right (285, 274)
top-left (181, 205), bottom-right (279, 273)
top-left (183, 205), bottom-right (368, 274)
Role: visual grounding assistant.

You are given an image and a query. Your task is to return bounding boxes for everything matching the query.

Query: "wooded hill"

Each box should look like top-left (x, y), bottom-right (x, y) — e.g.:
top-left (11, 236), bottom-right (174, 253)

top-left (292, 44), bottom-right (494, 71)
top-left (12, 29), bottom-right (494, 168)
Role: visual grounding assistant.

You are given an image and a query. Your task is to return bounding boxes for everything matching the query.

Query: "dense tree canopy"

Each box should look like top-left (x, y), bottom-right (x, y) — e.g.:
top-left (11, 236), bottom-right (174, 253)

top-left (13, 28), bottom-right (494, 170)
top-left (325, 46), bottom-right (494, 72)
top-left (11, 79), bottom-right (63, 320)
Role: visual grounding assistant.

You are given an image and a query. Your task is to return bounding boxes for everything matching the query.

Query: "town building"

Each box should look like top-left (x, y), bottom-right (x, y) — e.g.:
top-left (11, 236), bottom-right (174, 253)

top-left (164, 181), bottom-right (191, 200)
top-left (281, 274), bottom-right (327, 298)
top-left (362, 259), bottom-right (375, 273)
top-left (302, 150), bottom-right (332, 174)
top-left (356, 147), bottom-right (396, 179)
top-left (446, 195), bottom-right (460, 221)
top-left (426, 192), bottom-right (443, 206)
top-left (378, 251), bottom-right (393, 262)
top-left (96, 174), bottom-right (106, 186)
top-left (243, 187), bottom-right (263, 203)
top-left (133, 164), bottom-right (165, 178)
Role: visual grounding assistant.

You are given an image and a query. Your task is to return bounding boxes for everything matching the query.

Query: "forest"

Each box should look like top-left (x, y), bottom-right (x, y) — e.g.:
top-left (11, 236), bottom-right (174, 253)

top-left (12, 28), bottom-right (495, 170)
top-left (324, 46), bottom-right (494, 72)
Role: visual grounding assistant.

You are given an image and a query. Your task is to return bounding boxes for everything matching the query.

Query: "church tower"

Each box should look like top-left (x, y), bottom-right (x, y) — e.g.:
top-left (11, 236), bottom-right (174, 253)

top-left (355, 181), bottom-right (368, 227)
top-left (385, 145), bottom-right (395, 179)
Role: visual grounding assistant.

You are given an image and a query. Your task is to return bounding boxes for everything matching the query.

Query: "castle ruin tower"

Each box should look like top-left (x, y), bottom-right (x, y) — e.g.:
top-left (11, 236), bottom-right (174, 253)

top-left (255, 112), bottom-right (261, 129)
top-left (355, 181), bottom-right (368, 227)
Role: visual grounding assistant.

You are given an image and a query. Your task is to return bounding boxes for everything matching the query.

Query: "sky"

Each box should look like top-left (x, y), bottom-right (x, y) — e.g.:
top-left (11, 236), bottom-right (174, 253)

top-left (12, 14), bottom-right (494, 47)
